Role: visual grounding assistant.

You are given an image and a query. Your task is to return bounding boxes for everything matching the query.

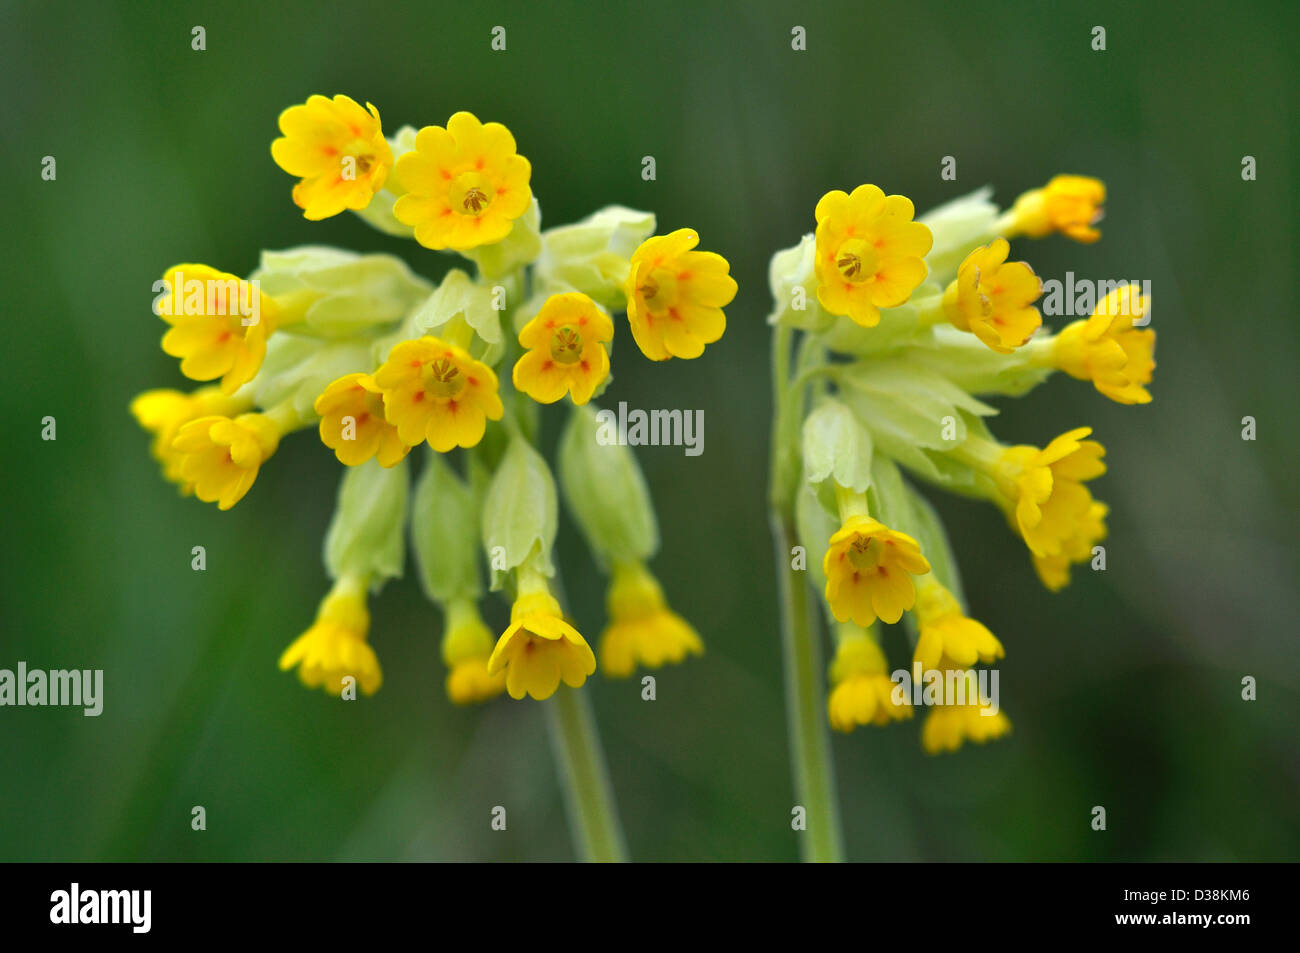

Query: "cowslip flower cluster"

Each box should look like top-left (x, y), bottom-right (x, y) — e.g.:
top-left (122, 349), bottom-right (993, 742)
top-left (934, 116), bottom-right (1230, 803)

top-left (770, 176), bottom-right (1153, 753)
top-left (132, 96), bottom-right (735, 705)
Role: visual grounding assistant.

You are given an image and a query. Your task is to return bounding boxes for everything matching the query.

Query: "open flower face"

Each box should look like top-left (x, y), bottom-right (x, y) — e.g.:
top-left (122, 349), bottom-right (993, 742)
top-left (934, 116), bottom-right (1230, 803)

top-left (392, 111), bottom-right (532, 250)
top-left (271, 94), bottom-right (393, 220)
top-left (158, 264), bottom-right (276, 394)
top-left (372, 337), bottom-right (504, 452)
top-left (513, 292), bottom-right (614, 405)
top-left (170, 412), bottom-right (281, 510)
top-left (943, 239), bottom-right (1042, 353)
top-left (314, 372), bottom-right (411, 467)
top-left (622, 229), bottom-right (736, 360)
top-left (814, 184), bottom-right (933, 327)
top-left (487, 592), bottom-right (596, 701)
top-left (823, 515), bottom-right (931, 627)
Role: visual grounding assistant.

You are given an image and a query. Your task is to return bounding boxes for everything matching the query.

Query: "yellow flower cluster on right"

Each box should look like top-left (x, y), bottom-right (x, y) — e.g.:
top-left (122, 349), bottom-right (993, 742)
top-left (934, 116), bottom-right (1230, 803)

top-left (772, 173), bottom-right (1153, 754)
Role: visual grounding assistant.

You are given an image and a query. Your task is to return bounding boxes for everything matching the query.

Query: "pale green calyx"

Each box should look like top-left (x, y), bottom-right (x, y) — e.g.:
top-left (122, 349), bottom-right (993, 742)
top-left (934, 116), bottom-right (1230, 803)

top-left (558, 403), bottom-right (659, 569)
top-left (801, 398), bottom-right (873, 510)
top-left (767, 234), bottom-right (834, 332)
top-left (918, 186), bottom-right (999, 284)
top-left (534, 205), bottom-right (656, 309)
top-left (324, 458), bottom-right (409, 589)
top-left (411, 451), bottom-right (483, 606)
top-left (253, 335), bottom-right (376, 420)
top-left (835, 358), bottom-right (996, 490)
top-left (252, 246), bottom-right (433, 337)
top-left (481, 432), bottom-right (558, 589)
top-left (410, 268), bottom-right (503, 349)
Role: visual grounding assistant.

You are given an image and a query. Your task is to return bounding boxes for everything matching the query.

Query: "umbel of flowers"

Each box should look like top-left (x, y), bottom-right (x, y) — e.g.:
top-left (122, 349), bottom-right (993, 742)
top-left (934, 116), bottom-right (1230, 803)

top-left (768, 177), bottom-right (1153, 757)
top-left (132, 95), bottom-right (736, 707)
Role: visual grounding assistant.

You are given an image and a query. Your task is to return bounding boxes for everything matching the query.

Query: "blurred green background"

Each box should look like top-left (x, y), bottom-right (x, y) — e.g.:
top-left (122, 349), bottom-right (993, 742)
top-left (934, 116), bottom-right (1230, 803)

top-left (2, 0), bottom-right (1297, 861)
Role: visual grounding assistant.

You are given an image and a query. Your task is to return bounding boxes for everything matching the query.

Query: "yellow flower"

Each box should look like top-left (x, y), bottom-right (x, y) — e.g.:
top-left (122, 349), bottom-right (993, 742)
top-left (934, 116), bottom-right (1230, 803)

top-left (1032, 498), bottom-right (1108, 592)
top-left (922, 695), bottom-right (1012, 754)
top-left (371, 337), bottom-right (503, 452)
top-left (442, 600), bottom-right (506, 704)
top-left (1005, 175), bottom-right (1105, 243)
top-left (598, 562), bottom-right (703, 677)
top-left (271, 94), bottom-right (393, 220)
top-left (940, 239), bottom-right (1042, 353)
top-left (622, 228), bottom-right (736, 360)
top-left (512, 293), bottom-right (614, 405)
top-left (279, 576), bottom-right (382, 696)
top-left (813, 184), bottom-right (933, 327)
top-left (912, 581), bottom-right (1004, 671)
top-left (823, 514), bottom-right (931, 627)
top-left (1053, 284), bottom-right (1155, 404)
top-left (170, 412), bottom-right (282, 510)
top-left (391, 111), bottom-right (532, 250)
top-left (157, 264), bottom-right (278, 394)
top-left (314, 372), bottom-right (411, 467)
top-left (989, 427), bottom-right (1106, 558)
top-left (487, 589), bottom-right (596, 701)
top-left (130, 386), bottom-right (251, 486)
top-left (826, 631), bottom-right (911, 732)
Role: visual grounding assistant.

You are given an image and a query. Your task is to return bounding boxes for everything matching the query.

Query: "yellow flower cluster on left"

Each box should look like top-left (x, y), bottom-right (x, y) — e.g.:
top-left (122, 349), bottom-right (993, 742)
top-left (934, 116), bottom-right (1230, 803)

top-left (137, 93), bottom-right (719, 714)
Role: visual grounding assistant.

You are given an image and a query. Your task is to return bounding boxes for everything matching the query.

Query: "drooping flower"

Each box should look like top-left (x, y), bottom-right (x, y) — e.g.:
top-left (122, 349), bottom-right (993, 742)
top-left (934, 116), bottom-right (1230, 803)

top-left (813, 184), bottom-right (933, 327)
top-left (987, 427), bottom-right (1107, 558)
top-left (921, 691), bottom-right (1012, 754)
top-left (826, 629), bottom-right (911, 732)
top-left (391, 111), bottom-right (532, 250)
top-left (279, 575), bottom-right (382, 696)
top-left (1003, 175), bottom-right (1106, 243)
top-left (487, 589), bottom-right (596, 701)
top-left (271, 94), bottom-right (394, 220)
top-left (442, 600), bottom-right (507, 705)
top-left (130, 386), bottom-right (251, 487)
top-left (823, 514), bottom-right (931, 627)
top-left (940, 238), bottom-right (1042, 353)
top-left (912, 581), bottom-right (1004, 671)
top-left (371, 336), bottom-right (503, 452)
top-left (598, 561), bottom-right (703, 677)
top-left (1031, 497), bottom-right (1108, 592)
top-left (170, 412), bottom-right (283, 510)
top-left (1052, 284), bottom-right (1155, 404)
top-left (512, 292), bottom-right (614, 405)
top-left (314, 372), bottom-right (411, 467)
top-left (622, 228), bottom-right (736, 360)
top-left (157, 264), bottom-right (278, 394)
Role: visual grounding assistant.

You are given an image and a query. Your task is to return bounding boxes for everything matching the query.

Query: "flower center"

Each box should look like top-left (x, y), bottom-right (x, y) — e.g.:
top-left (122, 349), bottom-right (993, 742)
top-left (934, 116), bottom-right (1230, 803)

top-left (835, 238), bottom-right (878, 283)
top-left (549, 326), bottom-right (583, 364)
top-left (424, 357), bottom-right (466, 398)
top-left (638, 268), bottom-right (678, 308)
top-left (450, 173), bottom-right (494, 217)
top-left (847, 535), bottom-right (884, 571)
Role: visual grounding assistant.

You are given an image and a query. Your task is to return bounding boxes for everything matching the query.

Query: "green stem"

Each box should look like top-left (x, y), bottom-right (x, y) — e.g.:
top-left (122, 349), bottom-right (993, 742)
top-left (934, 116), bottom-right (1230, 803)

top-left (771, 511), bottom-right (844, 862)
top-left (545, 686), bottom-right (628, 863)
top-left (769, 324), bottom-right (845, 863)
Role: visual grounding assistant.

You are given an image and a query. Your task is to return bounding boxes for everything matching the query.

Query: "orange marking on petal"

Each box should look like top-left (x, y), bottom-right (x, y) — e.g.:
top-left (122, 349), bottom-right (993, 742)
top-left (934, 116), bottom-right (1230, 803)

top-left (413, 391), bottom-right (425, 402)
top-left (475, 157), bottom-right (485, 170)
